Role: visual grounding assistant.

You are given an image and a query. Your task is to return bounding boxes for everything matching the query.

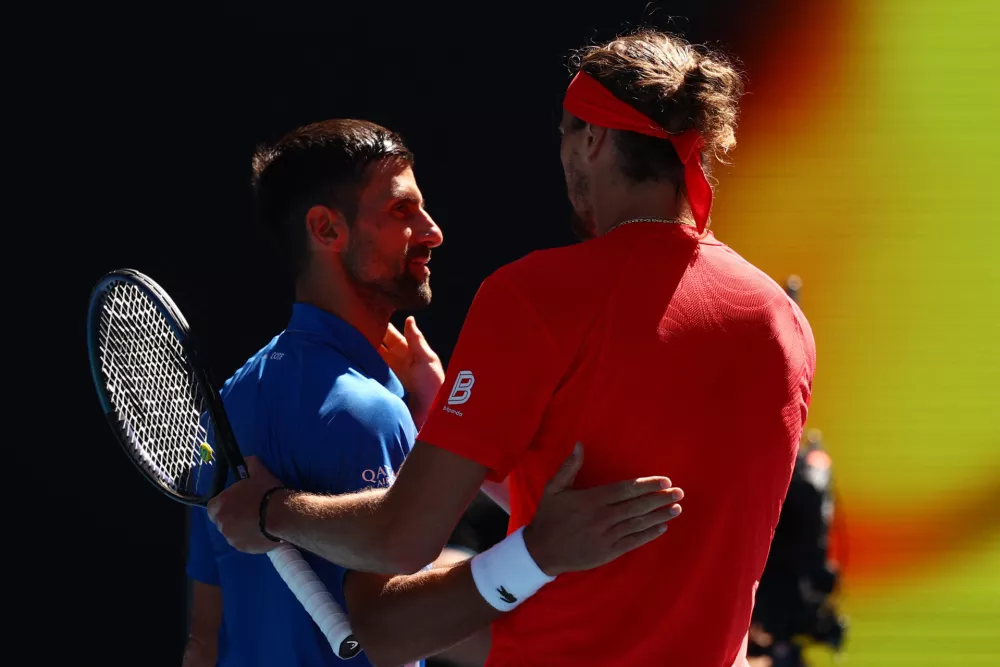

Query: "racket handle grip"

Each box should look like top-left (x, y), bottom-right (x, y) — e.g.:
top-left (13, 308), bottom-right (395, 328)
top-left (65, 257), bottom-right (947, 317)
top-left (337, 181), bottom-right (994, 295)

top-left (268, 543), bottom-right (362, 659)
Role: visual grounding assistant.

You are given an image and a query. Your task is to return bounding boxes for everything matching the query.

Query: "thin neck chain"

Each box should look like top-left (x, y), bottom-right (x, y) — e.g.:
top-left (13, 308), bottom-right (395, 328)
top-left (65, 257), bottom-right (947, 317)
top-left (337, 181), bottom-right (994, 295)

top-left (605, 217), bottom-right (694, 235)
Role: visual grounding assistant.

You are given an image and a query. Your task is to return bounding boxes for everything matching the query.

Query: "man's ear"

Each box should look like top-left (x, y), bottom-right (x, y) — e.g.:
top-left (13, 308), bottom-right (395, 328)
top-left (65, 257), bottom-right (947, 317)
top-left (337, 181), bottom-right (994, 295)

top-left (305, 205), bottom-right (349, 253)
top-left (584, 124), bottom-right (609, 162)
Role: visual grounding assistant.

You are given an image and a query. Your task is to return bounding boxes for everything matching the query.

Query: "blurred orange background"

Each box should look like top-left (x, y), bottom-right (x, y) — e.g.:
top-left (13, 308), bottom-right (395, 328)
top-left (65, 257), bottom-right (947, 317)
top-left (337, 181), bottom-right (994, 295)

top-left (712, 0), bottom-right (1000, 663)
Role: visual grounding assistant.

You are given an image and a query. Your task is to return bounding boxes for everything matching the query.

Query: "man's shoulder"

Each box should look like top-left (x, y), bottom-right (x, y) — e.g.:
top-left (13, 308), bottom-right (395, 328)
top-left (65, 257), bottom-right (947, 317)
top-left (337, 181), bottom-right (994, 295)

top-left (321, 370), bottom-right (408, 419)
top-left (699, 244), bottom-right (800, 318)
top-left (271, 334), bottom-right (410, 433)
top-left (226, 330), bottom-right (353, 389)
top-left (220, 332), bottom-right (361, 436)
top-left (481, 242), bottom-right (603, 309)
top-left (225, 335), bottom-right (411, 489)
top-left (701, 246), bottom-right (816, 368)
top-left (491, 242), bottom-right (594, 281)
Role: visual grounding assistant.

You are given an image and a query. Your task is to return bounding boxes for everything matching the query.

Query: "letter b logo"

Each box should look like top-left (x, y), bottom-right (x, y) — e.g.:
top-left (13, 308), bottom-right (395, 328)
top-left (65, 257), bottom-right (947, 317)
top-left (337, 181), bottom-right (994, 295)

top-left (447, 371), bottom-right (475, 405)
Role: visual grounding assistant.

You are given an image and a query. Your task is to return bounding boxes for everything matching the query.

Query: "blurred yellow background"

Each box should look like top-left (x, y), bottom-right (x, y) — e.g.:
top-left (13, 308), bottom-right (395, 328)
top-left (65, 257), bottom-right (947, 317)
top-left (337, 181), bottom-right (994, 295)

top-left (714, 0), bottom-right (1000, 663)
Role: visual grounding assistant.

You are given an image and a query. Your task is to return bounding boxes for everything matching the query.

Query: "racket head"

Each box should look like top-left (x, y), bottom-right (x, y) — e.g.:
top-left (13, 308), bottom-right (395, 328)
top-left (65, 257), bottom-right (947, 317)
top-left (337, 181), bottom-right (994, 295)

top-left (87, 269), bottom-right (242, 506)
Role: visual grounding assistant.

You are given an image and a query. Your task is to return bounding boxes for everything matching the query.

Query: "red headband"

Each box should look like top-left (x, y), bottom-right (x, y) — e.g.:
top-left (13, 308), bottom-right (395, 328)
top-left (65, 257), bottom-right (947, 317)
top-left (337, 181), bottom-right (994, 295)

top-left (562, 71), bottom-right (713, 233)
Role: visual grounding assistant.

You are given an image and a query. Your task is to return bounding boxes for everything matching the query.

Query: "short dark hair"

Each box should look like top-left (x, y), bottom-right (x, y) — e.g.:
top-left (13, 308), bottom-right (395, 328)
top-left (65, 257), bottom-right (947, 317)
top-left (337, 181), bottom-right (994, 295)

top-left (568, 30), bottom-right (744, 184)
top-left (251, 119), bottom-right (414, 279)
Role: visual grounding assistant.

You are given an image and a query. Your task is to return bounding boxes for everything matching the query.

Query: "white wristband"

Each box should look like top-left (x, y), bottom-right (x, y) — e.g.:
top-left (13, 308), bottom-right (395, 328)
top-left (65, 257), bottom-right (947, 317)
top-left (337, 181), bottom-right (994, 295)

top-left (470, 527), bottom-right (555, 612)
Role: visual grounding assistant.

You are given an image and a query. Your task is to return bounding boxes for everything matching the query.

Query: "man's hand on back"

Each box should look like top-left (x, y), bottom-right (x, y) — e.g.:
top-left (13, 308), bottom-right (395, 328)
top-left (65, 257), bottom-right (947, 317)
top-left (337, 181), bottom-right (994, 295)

top-left (379, 316), bottom-right (445, 429)
top-left (523, 443), bottom-right (683, 576)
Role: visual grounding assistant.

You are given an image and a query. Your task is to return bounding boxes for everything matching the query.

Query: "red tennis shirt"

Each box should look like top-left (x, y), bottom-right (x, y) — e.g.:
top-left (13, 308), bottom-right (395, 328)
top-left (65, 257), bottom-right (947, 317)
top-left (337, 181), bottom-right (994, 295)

top-left (418, 222), bottom-right (816, 666)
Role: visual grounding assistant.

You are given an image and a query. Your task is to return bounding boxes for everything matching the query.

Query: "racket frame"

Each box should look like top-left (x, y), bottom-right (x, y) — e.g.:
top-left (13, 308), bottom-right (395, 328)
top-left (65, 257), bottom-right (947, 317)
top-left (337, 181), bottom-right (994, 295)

top-left (86, 268), bottom-right (246, 506)
top-left (86, 268), bottom-right (362, 660)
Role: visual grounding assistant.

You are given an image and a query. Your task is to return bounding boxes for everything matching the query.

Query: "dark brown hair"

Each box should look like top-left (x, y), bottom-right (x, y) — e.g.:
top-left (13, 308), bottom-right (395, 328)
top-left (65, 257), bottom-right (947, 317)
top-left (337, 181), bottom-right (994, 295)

top-left (569, 30), bottom-right (745, 184)
top-left (251, 119), bottom-right (414, 279)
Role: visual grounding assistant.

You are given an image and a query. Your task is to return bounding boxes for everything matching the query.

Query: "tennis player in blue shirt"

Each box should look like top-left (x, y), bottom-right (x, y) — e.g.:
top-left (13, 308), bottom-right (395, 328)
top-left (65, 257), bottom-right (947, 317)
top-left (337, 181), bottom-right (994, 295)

top-left (185, 301), bottom-right (421, 666)
top-left (184, 119), bottom-right (684, 667)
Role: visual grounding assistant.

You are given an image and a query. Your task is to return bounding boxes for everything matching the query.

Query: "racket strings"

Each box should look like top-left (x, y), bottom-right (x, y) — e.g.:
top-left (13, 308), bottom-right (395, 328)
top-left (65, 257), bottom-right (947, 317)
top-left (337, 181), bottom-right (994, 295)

top-left (97, 282), bottom-right (210, 495)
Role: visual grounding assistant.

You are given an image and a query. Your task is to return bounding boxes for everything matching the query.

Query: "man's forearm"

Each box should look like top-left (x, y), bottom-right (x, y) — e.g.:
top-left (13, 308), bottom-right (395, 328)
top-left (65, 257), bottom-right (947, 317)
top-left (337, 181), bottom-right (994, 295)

top-left (211, 444), bottom-right (490, 568)
top-left (181, 636), bottom-right (217, 667)
top-left (262, 445), bottom-right (489, 574)
top-left (183, 580), bottom-right (222, 667)
top-left (347, 562), bottom-right (502, 667)
top-left (267, 487), bottom-right (423, 573)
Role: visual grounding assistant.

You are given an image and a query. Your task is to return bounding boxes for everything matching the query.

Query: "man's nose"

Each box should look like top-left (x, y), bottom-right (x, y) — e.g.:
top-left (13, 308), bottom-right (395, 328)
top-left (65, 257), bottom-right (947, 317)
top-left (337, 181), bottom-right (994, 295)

top-left (416, 211), bottom-right (443, 248)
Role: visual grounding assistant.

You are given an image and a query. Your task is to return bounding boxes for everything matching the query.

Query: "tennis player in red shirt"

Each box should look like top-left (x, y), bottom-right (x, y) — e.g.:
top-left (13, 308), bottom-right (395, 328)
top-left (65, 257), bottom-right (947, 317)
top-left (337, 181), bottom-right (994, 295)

top-left (210, 29), bottom-right (816, 667)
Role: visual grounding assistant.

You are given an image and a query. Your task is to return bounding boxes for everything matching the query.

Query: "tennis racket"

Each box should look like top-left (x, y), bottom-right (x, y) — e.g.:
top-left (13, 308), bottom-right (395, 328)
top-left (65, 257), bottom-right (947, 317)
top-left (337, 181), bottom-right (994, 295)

top-left (86, 268), bottom-right (362, 660)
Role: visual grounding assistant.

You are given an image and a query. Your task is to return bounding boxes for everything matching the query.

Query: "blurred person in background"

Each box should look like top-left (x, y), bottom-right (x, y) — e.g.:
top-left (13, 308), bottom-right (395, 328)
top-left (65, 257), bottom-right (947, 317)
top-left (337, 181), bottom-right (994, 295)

top-left (744, 280), bottom-right (847, 667)
top-left (747, 430), bottom-right (847, 666)
top-left (208, 29), bottom-right (815, 667)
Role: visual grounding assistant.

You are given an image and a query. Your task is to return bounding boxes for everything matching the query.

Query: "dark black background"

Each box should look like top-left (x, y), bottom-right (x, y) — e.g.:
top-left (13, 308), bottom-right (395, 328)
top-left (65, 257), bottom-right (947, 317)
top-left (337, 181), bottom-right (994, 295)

top-left (13, 2), bottom-right (791, 662)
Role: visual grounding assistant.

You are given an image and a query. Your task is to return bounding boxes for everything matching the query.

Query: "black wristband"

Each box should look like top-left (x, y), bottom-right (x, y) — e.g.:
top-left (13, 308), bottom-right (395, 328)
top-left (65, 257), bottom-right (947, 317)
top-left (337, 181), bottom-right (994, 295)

top-left (258, 486), bottom-right (288, 543)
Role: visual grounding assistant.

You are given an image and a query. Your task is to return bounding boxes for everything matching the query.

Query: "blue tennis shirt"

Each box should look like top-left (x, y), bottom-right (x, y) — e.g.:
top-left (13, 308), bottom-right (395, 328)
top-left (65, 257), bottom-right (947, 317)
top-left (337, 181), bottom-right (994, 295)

top-left (186, 303), bottom-right (420, 666)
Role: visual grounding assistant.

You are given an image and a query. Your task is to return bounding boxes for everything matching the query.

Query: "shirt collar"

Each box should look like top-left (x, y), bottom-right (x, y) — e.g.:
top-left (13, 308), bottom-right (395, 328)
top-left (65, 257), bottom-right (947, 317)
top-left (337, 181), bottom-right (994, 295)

top-left (285, 302), bottom-right (403, 397)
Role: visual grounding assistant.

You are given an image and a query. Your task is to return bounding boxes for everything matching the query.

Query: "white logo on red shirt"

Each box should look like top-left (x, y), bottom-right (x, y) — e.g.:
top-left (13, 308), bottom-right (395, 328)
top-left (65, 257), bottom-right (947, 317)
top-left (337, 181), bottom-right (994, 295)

top-left (447, 371), bottom-right (475, 406)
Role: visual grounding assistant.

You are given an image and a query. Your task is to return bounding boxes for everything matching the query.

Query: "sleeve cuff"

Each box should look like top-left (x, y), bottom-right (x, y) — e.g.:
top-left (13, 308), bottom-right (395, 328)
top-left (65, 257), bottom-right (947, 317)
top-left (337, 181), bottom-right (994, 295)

top-left (186, 563), bottom-right (221, 586)
top-left (417, 432), bottom-right (512, 483)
